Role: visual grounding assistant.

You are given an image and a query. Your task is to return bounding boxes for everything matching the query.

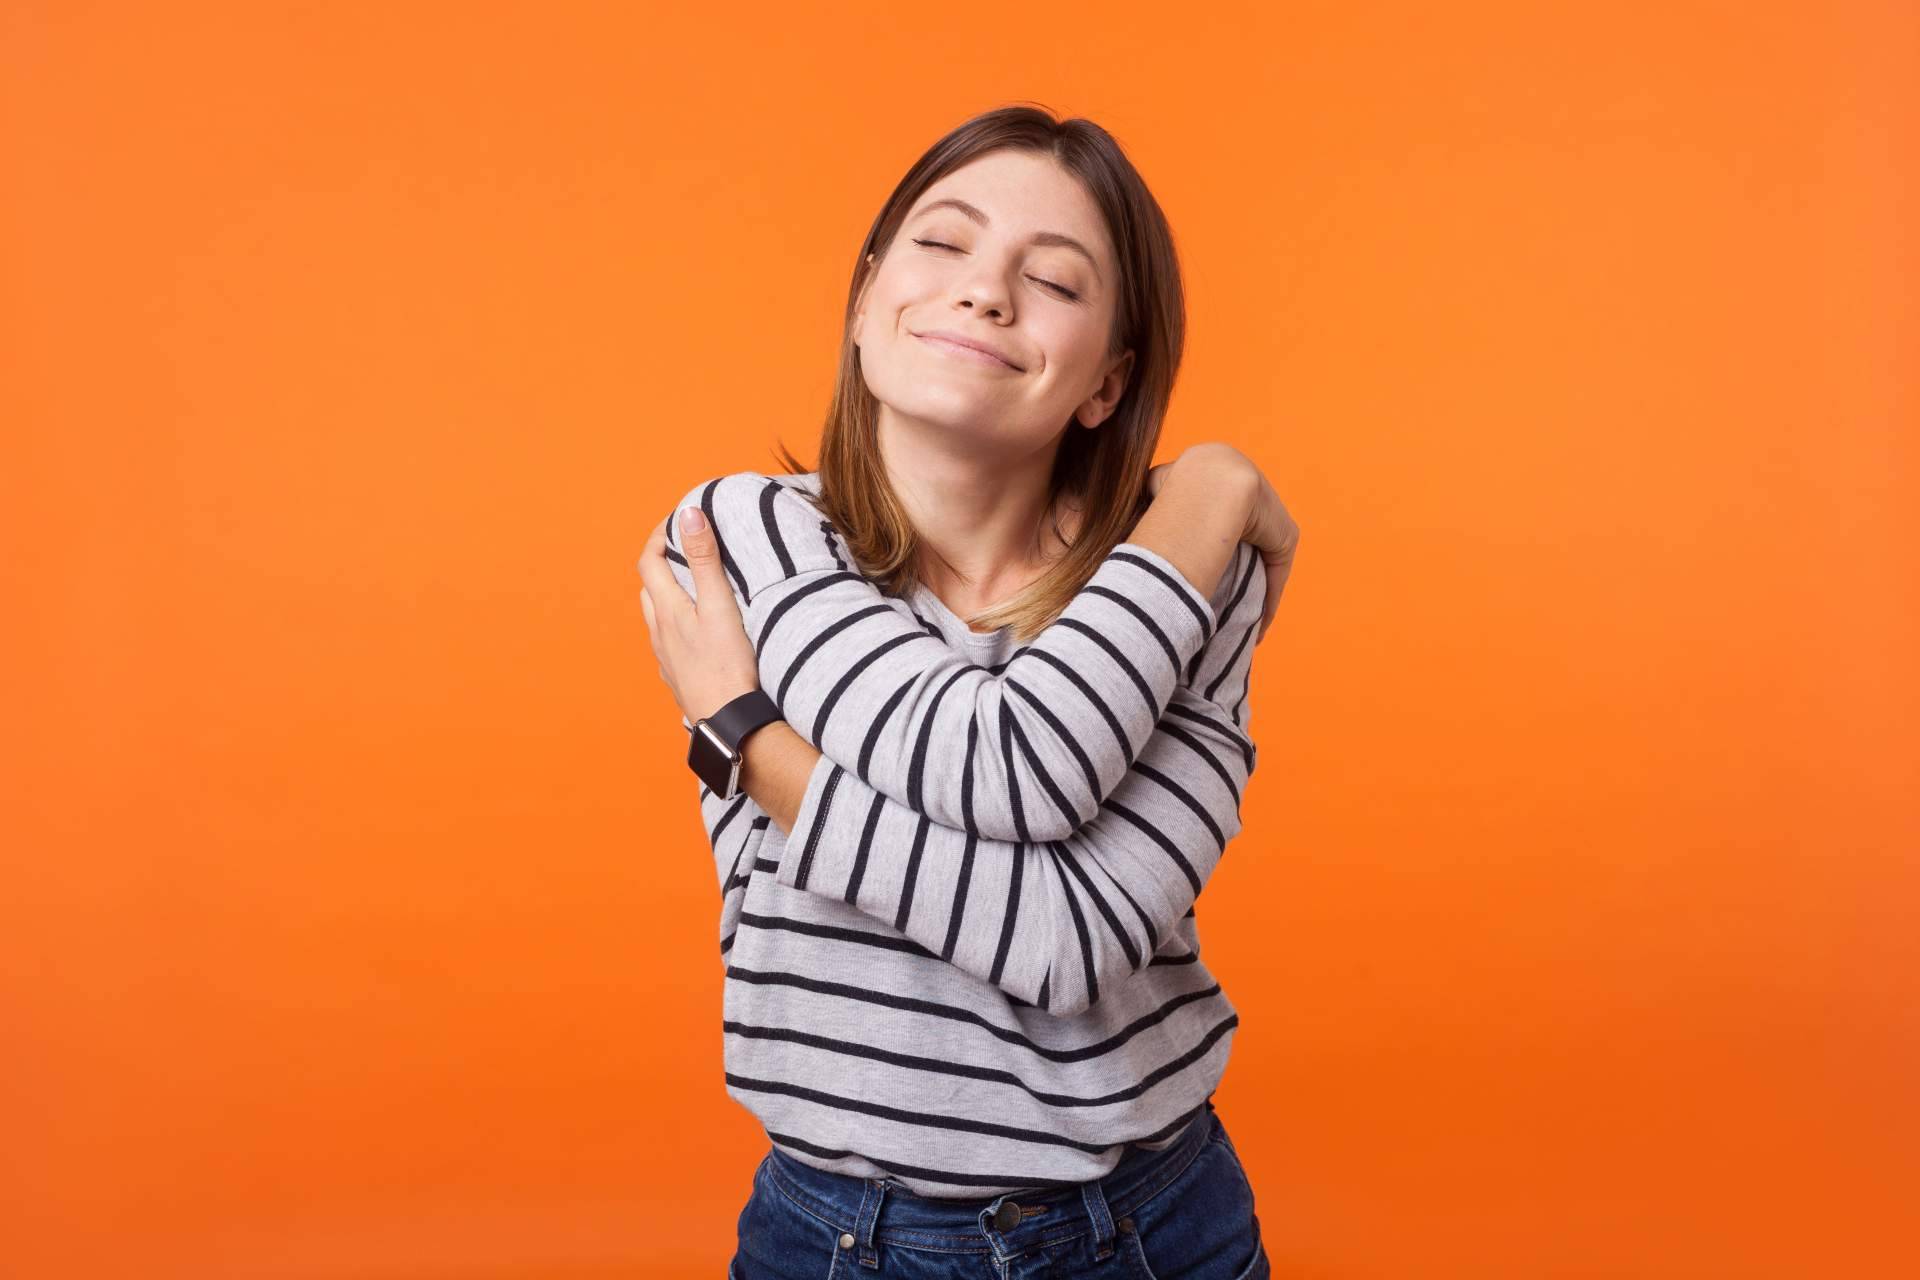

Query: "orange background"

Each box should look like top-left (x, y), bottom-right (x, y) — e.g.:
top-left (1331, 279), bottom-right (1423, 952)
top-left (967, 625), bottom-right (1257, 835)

top-left (4, 3), bottom-right (1915, 1277)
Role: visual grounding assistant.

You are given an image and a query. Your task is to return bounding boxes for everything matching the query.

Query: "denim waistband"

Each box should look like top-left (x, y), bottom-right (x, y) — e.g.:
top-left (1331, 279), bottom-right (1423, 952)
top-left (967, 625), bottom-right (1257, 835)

top-left (760, 1097), bottom-right (1219, 1264)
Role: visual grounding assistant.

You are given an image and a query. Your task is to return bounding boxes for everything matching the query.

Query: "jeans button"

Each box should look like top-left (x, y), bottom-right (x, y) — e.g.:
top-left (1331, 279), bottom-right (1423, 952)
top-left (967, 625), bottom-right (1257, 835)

top-left (992, 1201), bottom-right (1022, 1232)
top-left (838, 1232), bottom-right (854, 1249)
top-left (1118, 1217), bottom-right (1136, 1234)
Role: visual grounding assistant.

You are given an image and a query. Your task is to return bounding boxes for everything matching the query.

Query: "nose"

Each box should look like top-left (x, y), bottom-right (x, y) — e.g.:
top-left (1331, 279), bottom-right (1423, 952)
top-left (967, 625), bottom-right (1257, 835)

top-left (951, 258), bottom-right (1011, 319)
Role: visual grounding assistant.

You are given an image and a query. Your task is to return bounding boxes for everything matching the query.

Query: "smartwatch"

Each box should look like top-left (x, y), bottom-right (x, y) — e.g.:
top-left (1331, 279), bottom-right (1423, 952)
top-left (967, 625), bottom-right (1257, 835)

top-left (686, 689), bottom-right (784, 800)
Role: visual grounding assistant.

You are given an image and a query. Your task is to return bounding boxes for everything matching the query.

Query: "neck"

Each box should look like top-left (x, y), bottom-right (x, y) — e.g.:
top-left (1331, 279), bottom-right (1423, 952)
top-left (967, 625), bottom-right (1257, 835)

top-left (874, 410), bottom-right (1081, 616)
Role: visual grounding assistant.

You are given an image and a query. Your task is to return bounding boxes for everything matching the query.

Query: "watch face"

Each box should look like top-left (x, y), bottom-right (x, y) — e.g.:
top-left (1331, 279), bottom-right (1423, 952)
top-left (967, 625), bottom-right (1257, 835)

top-left (689, 721), bottom-right (741, 797)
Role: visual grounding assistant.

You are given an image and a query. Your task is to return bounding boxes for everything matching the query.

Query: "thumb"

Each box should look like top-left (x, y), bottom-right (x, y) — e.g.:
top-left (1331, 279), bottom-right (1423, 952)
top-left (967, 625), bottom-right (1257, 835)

top-left (678, 507), bottom-right (737, 613)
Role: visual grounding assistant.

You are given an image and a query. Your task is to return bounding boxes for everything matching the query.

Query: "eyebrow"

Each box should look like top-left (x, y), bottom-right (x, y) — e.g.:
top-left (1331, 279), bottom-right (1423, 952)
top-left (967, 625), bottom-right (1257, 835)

top-left (910, 197), bottom-right (1103, 284)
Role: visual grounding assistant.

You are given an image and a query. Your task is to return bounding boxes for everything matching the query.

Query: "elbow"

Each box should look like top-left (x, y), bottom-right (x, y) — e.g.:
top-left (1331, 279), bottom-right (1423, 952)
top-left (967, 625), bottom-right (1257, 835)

top-left (1033, 872), bottom-right (1209, 1019)
top-left (1034, 965), bottom-right (1097, 1018)
top-left (1041, 972), bottom-right (1124, 1020)
top-left (1036, 940), bottom-right (1149, 1021)
top-left (1025, 812), bottom-right (1082, 844)
top-left (1046, 994), bottom-right (1095, 1019)
top-left (1002, 767), bottom-right (1093, 844)
top-left (972, 800), bottom-right (1081, 844)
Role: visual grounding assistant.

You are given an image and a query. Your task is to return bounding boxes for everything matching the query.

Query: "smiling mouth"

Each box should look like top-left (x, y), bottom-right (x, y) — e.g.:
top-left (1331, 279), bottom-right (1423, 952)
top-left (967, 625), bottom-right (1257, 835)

top-left (914, 332), bottom-right (1021, 371)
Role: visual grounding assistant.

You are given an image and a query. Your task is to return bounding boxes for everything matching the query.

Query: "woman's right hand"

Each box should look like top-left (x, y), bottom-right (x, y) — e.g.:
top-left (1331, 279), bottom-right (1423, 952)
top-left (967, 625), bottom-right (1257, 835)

top-left (1177, 444), bottom-right (1298, 646)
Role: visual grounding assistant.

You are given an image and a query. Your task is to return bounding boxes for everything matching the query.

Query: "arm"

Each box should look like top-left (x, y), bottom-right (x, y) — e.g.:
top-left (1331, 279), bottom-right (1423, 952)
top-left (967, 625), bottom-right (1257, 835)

top-left (714, 539), bottom-right (1264, 1018)
top-left (734, 535), bottom-right (1262, 837)
top-left (696, 780), bottom-right (775, 904)
top-left (772, 547), bottom-right (1264, 1019)
top-left (660, 453), bottom-right (1256, 843)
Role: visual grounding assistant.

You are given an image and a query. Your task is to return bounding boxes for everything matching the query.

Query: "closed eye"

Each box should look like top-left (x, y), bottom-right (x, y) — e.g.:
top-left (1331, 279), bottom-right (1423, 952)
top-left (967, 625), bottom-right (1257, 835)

top-left (909, 238), bottom-right (1082, 301)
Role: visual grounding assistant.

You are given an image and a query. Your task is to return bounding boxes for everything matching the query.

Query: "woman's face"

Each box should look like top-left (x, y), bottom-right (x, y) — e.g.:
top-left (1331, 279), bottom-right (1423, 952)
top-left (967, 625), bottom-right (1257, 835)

top-left (852, 149), bottom-right (1134, 456)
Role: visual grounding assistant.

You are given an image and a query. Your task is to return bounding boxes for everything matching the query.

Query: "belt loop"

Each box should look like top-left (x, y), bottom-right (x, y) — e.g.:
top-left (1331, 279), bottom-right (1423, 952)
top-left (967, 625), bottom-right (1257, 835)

top-left (852, 1177), bottom-right (888, 1268)
top-left (1080, 1175), bottom-right (1118, 1260)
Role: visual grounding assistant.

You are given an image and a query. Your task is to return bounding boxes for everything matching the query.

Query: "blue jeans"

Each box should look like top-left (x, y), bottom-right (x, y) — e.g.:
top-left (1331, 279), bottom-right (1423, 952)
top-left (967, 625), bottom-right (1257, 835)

top-left (728, 1100), bottom-right (1270, 1279)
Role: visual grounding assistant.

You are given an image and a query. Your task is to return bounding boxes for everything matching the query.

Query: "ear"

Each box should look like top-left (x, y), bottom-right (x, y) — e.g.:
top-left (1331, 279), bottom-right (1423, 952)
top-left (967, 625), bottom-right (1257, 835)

top-left (852, 252), bottom-right (877, 346)
top-left (1073, 347), bottom-right (1135, 428)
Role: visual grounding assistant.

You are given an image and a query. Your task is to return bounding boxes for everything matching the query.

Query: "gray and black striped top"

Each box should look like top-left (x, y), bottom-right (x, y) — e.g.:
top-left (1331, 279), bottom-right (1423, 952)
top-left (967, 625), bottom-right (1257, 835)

top-left (659, 469), bottom-right (1265, 1198)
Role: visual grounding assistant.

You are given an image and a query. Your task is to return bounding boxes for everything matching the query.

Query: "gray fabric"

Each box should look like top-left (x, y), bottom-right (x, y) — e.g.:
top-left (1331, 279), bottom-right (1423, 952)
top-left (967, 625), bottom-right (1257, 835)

top-left (663, 470), bottom-right (1264, 1198)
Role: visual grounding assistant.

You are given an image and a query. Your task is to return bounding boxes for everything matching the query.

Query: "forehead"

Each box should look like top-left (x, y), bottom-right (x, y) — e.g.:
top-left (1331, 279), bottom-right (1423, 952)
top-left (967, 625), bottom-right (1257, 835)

top-left (910, 152), bottom-right (1112, 263)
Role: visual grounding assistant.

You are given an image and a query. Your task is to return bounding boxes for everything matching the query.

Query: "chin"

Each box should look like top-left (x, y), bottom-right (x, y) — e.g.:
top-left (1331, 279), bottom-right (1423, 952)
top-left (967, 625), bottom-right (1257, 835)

top-left (868, 371), bottom-right (996, 421)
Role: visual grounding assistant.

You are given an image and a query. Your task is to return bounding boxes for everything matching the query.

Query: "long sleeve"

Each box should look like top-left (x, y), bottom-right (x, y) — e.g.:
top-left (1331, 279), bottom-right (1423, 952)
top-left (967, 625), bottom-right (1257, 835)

top-left (694, 776), bottom-right (777, 969)
top-left (659, 470), bottom-right (1227, 843)
top-left (696, 781), bottom-right (772, 901)
top-left (772, 545), bottom-right (1265, 1019)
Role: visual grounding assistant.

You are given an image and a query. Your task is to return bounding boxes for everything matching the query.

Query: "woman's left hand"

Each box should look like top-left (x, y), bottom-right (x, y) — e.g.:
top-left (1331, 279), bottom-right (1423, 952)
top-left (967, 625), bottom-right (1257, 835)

top-left (636, 508), bottom-right (764, 727)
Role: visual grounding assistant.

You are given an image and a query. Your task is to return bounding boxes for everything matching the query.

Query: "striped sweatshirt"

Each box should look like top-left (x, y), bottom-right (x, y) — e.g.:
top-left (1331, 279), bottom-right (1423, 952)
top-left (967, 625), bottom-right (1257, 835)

top-left (658, 469), bottom-right (1265, 1197)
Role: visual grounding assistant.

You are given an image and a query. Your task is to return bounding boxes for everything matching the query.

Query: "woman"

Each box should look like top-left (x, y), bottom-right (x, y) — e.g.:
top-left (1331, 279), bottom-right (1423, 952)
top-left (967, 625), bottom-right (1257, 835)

top-left (637, 106), bottom-right (1298, 1279)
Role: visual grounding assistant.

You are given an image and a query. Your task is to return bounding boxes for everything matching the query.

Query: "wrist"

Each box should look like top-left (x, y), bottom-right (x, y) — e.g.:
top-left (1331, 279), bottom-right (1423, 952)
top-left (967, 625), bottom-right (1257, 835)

top-left (1168, 446), bottom-right (1260, 526)
top-left (736, 720), bottom-right (815, 837)
top-left (685, 688), bottom-right (784, 800)
top-left (1169, 443), bottom-right (1252, 489)
top-left (693, 684), bottom-right (763, 727)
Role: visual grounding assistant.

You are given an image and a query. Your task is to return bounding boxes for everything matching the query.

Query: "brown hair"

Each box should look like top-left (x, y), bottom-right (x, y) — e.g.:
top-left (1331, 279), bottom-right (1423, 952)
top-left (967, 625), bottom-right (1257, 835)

top-left (770, 103), bottom-right (1187, 643)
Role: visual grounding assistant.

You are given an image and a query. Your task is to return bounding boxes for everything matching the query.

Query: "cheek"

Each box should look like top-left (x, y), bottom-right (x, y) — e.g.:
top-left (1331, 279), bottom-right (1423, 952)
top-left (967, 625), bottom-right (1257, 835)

top-left (861, 282), bottom-right (907, 338)
top-left (1037, 321), bottom-right (1108, 383)
top-left (885, 258), bottom-right (954, 309)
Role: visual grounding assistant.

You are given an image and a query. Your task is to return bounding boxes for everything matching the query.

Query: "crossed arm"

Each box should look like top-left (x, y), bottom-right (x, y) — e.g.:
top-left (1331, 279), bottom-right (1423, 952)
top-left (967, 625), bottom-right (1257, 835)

top-left (661, 467), bottom-right (1266, 1017)
top-left (661, 465), bottom-right (1257, 841)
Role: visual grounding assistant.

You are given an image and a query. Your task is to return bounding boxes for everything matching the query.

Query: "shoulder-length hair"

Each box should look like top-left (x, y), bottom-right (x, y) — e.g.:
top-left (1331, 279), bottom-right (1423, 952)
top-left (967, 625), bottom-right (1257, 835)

top-left (771, 103), bottom-right (1187, 644)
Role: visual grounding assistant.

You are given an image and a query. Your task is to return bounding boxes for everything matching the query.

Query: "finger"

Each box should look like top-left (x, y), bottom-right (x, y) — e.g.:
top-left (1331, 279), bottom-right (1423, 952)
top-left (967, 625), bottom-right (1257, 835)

top-left (1254, 546), bottom-right (1293, 644)
top-left (676, 506), bottom-right (741, 619)
top-left (637, 516), bottom-right (693, 616)
top-left (639, 515), bottom-right (668, 569)
top-left (639, 588), bottom-right (670, 665)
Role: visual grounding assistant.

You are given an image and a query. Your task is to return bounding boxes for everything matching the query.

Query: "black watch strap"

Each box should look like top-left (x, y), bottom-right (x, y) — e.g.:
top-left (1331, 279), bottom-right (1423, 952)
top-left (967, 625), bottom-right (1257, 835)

top-left (700, 688), bottom-right (784, 753)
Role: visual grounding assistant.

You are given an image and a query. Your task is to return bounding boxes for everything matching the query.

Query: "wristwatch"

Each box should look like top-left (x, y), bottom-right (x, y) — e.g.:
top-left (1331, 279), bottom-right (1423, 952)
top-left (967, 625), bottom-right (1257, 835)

top-left (686, 689), bottom-right (785, 800)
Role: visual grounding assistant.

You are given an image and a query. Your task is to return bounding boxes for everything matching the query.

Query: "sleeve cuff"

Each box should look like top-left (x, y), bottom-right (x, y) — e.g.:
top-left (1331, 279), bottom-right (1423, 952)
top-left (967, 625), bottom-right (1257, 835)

top-left (1111, 541), bottom-right (1216, 619)
top-left (1106, 541), bottom-right (1217, 661)
top-left (775, 753), bottom-right (847, 894)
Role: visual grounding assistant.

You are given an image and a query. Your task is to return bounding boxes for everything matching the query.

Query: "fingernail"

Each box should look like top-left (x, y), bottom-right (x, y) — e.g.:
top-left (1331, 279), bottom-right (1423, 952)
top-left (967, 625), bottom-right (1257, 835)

top-left (682, 508), bottom-right (705, 533)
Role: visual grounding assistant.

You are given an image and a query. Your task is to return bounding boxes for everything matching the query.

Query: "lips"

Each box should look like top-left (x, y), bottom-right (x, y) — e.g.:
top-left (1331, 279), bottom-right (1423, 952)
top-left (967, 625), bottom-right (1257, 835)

top-left (912, 328), bottom-right (1023, 371)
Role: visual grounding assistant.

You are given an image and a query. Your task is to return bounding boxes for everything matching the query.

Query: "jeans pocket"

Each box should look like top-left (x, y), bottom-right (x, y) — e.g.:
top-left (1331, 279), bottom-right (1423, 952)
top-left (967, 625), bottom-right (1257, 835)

top-left (730, 1158), bottom-right (844, 1279)
top-left (1120, 1134), bottom-right (1265, 1280)
top-left (1213, 1126), bottom-right (1258, 1204)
